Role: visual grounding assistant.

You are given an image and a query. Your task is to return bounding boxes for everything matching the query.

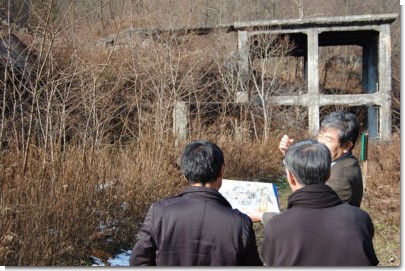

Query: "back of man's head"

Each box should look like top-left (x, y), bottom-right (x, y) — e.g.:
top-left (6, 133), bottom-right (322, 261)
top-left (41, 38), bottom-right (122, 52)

top-left (180, 140), bottom-right (224, 184)
top-left (284, 139), bottom-right (331, 186)
top-left (320, 111), bottom-right (360, 149)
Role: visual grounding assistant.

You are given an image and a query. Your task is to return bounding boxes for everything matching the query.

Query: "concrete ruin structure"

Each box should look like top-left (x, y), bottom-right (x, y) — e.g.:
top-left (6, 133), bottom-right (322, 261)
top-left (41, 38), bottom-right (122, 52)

top-left (115, 14), bottom-right (398, 143)
top-left (235, 14), bottom-right (398, 141)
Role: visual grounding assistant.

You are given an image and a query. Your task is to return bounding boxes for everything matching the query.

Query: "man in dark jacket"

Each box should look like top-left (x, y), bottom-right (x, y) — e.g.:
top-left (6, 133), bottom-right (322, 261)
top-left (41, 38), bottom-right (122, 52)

top-left (247, 111), bottom-right (363, 224)
top-left (260, 139), bottom-right (378, 266)
top-left (279, 111), bottom-right (363, 207)
top-left (129, 140), bottom-right (263, 266)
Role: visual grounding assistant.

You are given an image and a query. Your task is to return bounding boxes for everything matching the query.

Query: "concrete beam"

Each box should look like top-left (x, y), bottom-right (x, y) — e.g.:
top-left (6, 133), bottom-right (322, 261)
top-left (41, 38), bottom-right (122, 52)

top-left (234, 14), bottom-right (398, 30)
top-left (268, 93), bottom-right (385, 107)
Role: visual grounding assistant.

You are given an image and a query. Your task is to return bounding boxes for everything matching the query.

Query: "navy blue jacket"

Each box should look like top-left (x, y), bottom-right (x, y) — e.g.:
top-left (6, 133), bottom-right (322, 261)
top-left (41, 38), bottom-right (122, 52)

top-left (130, 186), bottom-right (263, 266)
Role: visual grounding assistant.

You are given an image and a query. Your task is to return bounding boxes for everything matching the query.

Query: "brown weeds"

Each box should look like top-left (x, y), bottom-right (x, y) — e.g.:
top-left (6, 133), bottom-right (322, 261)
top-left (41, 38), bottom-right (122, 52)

top-left (361, 133), bottom-right (400, 266)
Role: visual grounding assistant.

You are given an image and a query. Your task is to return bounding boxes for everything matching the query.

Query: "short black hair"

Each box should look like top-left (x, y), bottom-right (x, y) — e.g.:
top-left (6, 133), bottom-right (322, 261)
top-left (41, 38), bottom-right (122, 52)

top-left (180, 140), bottom-right (224, 184)
top-left (320, 111), bottom-right (360, 150)
top-left (284, 139), bottom-right (331, 185)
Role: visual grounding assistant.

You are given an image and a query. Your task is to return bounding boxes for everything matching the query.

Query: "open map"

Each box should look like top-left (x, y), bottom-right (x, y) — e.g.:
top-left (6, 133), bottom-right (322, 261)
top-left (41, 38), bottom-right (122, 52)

top-left (219, 179), bottom-right (280, 213)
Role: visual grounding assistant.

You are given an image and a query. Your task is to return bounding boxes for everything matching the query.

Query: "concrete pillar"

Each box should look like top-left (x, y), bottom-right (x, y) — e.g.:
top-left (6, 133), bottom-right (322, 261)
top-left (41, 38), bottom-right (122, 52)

top-left (378, 24), bottom-right (392, 142)
top-left (306, 29), bottom-right (320, 137)
top-left (237, 30), bottom-right (249, 102)
top-left (173, 101), bottom-right (188, 145)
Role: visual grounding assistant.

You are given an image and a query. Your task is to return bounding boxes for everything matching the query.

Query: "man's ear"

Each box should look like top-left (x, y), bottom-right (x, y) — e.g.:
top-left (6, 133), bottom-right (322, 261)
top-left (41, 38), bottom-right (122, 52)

top-left (218, 165), bottom-right (224, 179)
top-left (287, 169), bottom-right (304, 192)
top-left (343, 141), bottom-right (353, 153)
top-left (286, 169), bottom-right (297, 187)
top-left (214, 165), bottom-right (225, 190)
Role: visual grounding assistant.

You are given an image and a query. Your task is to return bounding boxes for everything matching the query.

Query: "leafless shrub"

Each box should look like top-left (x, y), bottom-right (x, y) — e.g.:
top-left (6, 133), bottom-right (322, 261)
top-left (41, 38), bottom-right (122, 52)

top-left (363, 133), bottom-right (400, 225)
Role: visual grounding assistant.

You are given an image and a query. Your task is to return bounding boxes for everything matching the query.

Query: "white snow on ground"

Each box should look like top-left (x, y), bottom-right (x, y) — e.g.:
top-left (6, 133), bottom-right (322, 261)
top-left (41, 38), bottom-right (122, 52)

top-left (91, 249), bottom-right (131, 266)
top-left (107, 249), bottom-right (132, 266)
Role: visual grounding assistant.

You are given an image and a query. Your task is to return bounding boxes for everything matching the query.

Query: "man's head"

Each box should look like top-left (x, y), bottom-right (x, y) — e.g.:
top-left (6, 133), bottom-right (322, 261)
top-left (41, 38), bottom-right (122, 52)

top-left (180, 140), bottom-right (224, 186)
top-left (284, 139), bottom-right (331, 191)
top-left (317, 111), bottom-right (360, 161)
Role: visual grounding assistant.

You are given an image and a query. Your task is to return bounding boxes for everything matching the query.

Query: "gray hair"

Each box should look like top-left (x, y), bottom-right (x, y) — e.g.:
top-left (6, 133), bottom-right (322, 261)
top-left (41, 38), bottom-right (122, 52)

top-left (284, 139), bottom-right (331, 186)
top-left (320, 111), bottom-right (360, 150)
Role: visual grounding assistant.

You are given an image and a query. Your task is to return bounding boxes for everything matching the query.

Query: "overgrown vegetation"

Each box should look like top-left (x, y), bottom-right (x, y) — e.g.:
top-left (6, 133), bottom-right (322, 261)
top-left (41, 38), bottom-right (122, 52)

top-left (0, 0), bottom-right (400, 266)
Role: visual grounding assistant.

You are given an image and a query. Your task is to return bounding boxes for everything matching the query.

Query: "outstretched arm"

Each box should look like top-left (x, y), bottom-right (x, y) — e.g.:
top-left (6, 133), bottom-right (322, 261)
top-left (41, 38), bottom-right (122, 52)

top-left (279, 135), bottom-right (294, 156)
top-left (244, 209), bottom-right (264, 223)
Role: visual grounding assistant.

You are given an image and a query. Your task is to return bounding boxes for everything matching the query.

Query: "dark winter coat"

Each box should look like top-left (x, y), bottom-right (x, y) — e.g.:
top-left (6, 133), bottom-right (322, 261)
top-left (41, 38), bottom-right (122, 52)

top-left (327, 152), bottom-right (363, 207)
top-left (260, 184), bottom-right (378, 266)
top-left (129, 186), bottom-right (263, 266)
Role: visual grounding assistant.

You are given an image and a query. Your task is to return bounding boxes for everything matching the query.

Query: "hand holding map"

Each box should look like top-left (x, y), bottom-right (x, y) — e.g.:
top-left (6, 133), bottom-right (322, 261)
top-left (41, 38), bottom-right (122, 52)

top-left (219, 179), bottom-right (280, 216)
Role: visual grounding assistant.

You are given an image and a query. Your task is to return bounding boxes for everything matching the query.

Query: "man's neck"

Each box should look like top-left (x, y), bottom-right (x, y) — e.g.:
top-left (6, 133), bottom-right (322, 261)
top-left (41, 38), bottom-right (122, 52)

top-left (191, 180), bottom-right (220, 190)
top-left (332, 151), bottom-right (353, 165)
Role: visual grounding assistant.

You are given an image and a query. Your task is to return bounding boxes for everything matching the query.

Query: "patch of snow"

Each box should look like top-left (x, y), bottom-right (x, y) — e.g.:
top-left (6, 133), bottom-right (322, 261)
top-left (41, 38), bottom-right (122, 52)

top-left (107, 249), bottom-right (132, 266)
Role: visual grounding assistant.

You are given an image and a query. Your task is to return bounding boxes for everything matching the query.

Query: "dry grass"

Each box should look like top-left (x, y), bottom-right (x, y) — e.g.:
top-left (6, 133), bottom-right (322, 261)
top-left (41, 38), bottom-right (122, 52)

top-left (0, 139), bottom-right (186, 265)
top-left (0, 99), bottom-right (398, 261)
top-left (0, 132), bottom-right (400, 266)
top-left (361, 132), bottom-right (401, 266)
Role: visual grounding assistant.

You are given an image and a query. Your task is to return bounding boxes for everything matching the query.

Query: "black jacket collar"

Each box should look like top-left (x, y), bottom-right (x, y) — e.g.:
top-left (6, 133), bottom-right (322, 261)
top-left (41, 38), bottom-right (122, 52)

top-left (179, 186), bottom-right (233, 208)
top-left (287, 184), bottom-right (343, 209)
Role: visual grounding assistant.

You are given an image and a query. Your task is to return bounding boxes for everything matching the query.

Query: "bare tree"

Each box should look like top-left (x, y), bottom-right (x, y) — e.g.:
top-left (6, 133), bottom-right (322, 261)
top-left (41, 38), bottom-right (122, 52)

top-left (248, 33), bottom-right (297, 141)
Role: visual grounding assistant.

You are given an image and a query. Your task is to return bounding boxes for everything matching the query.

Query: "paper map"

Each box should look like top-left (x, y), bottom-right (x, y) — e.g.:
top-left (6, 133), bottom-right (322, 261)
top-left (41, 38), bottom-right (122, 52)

top-left (219, 179), bottom-right (280, 213)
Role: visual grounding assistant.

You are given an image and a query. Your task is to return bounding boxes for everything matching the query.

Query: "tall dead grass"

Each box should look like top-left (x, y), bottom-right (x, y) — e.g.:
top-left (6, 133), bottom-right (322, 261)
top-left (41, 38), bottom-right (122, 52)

top-left (361, 132), bottom-right (400, 266)
top-left (364, 132), bottom-right (400, 225)
top-left (0, 138), bottom-right (185, 265)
